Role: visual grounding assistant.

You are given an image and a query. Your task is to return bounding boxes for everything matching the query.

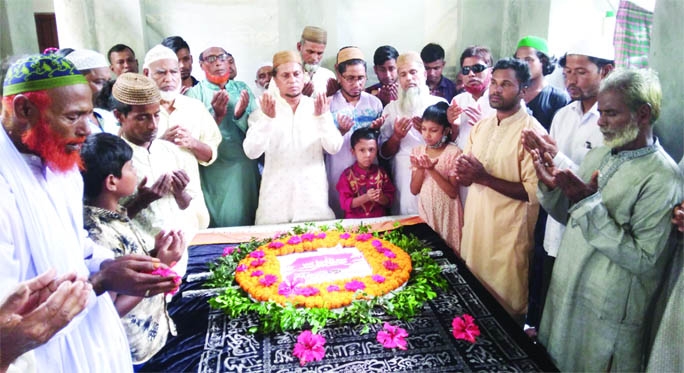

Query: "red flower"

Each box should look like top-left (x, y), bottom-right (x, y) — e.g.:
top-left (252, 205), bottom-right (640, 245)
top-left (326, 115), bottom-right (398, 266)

top-left (235, 264), bottom-right (247, 272)
top-left (259, 274), bottom-right (278, 287)
top-left (268, 241), bottom-right (284, 249)
top-left (377, 322), bottom-right (408, 350)
top-left (372, 274), bottom-right (385, 283)
top-left (301, 233), bottom-right (315, 241)
top-left (356, 233), bottom-right (372, 241)
top-left (222, 246), bottom-right (234, 256)
top-left (251, 270), bottom-right (264, 277)
top-left (292, 330), bottom-right (326, 366)
top-left (150, 267), bottom-right (181, 295)
top-left (344, 280), bottom-right (366, 292)
top-left (288, 236), bottom-right (302, 244)
top-left (452, 314), bottom-right (480, 343)
top-left (250, 258), bottom-right (266, 267)
top-left (249, 250), bottom-right (265, 259)
top-left (383, 260), bottom-right (399, 271)
top-left (340, 232), bottom-right (351, 239)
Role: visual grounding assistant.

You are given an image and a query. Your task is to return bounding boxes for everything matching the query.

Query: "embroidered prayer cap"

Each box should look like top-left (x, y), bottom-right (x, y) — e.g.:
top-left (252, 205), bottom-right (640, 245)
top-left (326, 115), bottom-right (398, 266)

top-left (272, 50), bottom-right (302, 69)
top-left (143, 44), bottom-right (178, 70)
top-left (516, 36), bottom-right (549, 55)
top-left (301, 26), bottom-right (327, 44)
top-left (396, 52), bottom-right (424, 69)
top-left (112, 73), bottom-right (161, 105)
top-left (3, 54), bottom-right (87, 97)
top-left (65, 49), bottom-right (109, 70)
top-left (337, 47), bottom-right (365, 65)
top-left (566, 38), bottom-right (615, 61)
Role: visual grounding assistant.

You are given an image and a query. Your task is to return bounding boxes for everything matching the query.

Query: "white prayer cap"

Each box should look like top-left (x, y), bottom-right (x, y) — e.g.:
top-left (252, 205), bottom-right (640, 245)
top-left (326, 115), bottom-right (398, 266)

top-left (143, 45), bottom-right (178, 70)
top-left (65, 49), bottom-right (108, 70)
top-left (565, 38), bottom-right (615, 61)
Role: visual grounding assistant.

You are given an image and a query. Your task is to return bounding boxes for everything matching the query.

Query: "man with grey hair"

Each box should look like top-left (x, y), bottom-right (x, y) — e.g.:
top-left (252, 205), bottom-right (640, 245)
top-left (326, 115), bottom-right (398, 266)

top-left (297, 26), bottom-right (337, 97)
top-left (378, 51), bottom-right (445, 215)
top-left (533, 68), bottom-right (682, 371)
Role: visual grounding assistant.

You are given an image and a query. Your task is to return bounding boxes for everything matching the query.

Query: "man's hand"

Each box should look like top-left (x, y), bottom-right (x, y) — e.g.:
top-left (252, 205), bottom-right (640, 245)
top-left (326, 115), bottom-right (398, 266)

top-left (325, 78), bottom-right (339, 97)
top-left (447, 97), bottom-right (464, 125)
top-left (234, 89), bottom-right (249, 119)
top-left (336, 114), bottom-right (353, 135)
top-left (302, 81), bottom-right (315, 97)
top-left (521, 128), bottom-right (559, 159)
top-left (210, 89), bottom-right (230, 122)
top-left (260, 92), bottom-right (276, 119)
top-left (531, 149), bottom-right (558, 189)
top-left (154, 230), bottom-right (185, 266)
top-left (555, 169), bottom-right (599, 204)
top-left (90, 255), bottom-right (178, 297)
top-left (370, 115), bottom-right (386, 130)
top-left (464, 104), bottom-right (482, 126)
top-left (0, 270), bottom-right (90, 370)
top-left (170, 170), bottom-right (191, 210)
top-left (672, 202), bottom-right (684, 232)
top-left (410, 116), bottom-right (423, 132)
top-left (376, 83), bottom-right (398, 106)
top-left (137, 175), bottom-right (172, 205)
top-left (454, 153), bottom-right (487, 186)
top-left (392, 117), bottom-right (412, 140)
top-left (314, 93), bottom-right (330, 117)
top-left (162, 125), bottom-right (197, 150)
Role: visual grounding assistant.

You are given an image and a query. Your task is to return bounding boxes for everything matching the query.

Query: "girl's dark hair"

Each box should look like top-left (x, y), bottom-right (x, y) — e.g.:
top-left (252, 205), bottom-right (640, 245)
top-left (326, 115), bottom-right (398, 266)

top-left (421, 102), bottom-right (450, 129)
top-left (80, 133), bottom-right (133, 200)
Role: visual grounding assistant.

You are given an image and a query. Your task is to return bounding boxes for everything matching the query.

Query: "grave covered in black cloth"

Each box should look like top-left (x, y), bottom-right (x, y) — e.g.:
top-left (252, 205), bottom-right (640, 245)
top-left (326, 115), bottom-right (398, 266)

top-left (141, 223), bottom-right (557, 372)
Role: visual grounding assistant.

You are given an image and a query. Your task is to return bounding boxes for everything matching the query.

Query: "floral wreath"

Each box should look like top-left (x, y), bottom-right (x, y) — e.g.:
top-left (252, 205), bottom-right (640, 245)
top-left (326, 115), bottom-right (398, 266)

top-left (207, 222), bottom-right (481, 366)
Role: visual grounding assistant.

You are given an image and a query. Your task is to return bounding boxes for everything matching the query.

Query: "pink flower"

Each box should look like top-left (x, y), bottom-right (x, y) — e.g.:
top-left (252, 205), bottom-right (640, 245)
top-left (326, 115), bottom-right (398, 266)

top-left (344, 280), bottom-right (366, 292)
top-left (278, 277), bottom-right (304, 297)
top-left (452, 314), bottom-right (480, 344)
top-left (150, 267), bottom-right (181, 295)
top-left (383, 260), bottom-right (399, 271)
top-left (326, 284), bottom-right (340, 292)
top-left (372, 274), bottom-right (385, 283)
top-left (222, 246), bottom-right (234, 256)
top-left (251, 270), bottom-right (264, 277)
top-left (249, 250), bottom-right (265, 259)
top-left (259, 274), bottom-right (278, 287)
top-left (250, 258), bottom-right (266, 267)
top-left (376, 322), bottom-right (408, 350)
top-left (356, 233), bottom-right (372, 241)
top-left (294, 287), bottom-right (320, 297)
top-left (268, 241), bottom-right (284, 249)
top-left (316, 232), bottom-right (327, 239)
top-left (292, 330), bottom-right (326, 366)
top-left (272, 231), bottom-right (285, 239)
top-left (288, 236), bottom-right (302, 245)
top-left (301, 233), bottom-right (315, 242)
top-left (340, 232), bottom-right (351, 239)
top-left (383, 250), bottom-right (397, 259)
top-left (375, 245), bottom-right (386, 253)
top-left (235, 264), bottom-right (247, 272)
top-left (371, 239), bottom-right (383, 247)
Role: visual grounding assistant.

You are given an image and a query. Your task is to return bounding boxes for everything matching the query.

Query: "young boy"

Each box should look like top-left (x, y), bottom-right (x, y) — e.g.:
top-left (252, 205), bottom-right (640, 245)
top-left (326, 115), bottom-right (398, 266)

top-left (80, 133), bottom-right (183, 364)
top-left (336, 128), bottom-right (395, 218)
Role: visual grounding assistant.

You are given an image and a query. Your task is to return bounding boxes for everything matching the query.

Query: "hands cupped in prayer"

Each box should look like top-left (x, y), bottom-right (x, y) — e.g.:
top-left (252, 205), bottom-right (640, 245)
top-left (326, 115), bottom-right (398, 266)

top-left (91, 254), bottom-right (179, 297)
top-left (392, 117), bottom-right (412, 140)
top-left (336, 114), bottom-right (353, 135)
top-left (314, 93), bottom-right (330, 117)
top-left (210, 89), bottom-right (230, 120)
top-left (260, 92), bottom-right (276, 119)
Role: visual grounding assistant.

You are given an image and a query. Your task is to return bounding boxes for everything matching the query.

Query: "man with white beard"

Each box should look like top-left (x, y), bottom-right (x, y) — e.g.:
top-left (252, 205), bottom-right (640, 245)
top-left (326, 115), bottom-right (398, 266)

top-left (297, 26), bottom-right (338, 98)
top-left (143, 45), bottom-right (221, 168)
top-left (379, 52), bottom-right (446, 215)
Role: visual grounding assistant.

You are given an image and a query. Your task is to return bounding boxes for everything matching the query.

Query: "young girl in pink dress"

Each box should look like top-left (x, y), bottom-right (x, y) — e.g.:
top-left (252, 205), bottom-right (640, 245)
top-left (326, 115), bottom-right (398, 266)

top-left (410, 102), bottom-right (463, 254)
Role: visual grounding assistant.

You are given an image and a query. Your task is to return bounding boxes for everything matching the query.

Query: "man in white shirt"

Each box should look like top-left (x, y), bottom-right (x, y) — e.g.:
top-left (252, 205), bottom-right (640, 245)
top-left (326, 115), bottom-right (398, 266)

top-left (297, 26), bottom-right (337, 97)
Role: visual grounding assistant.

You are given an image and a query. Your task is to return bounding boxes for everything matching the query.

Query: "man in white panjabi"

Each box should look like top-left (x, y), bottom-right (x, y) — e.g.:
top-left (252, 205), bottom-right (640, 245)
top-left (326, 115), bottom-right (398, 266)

top-left (297, 26), bottom-right (337, 98)
top-left (378, 52), bottom-right (446, 215)
top-left (244, 50), bottom-right (343, 224)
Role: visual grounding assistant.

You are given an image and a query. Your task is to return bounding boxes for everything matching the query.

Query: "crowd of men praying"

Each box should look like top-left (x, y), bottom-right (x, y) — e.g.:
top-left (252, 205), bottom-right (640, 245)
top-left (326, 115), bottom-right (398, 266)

top-left (1, 23), bottom-right (683, 373)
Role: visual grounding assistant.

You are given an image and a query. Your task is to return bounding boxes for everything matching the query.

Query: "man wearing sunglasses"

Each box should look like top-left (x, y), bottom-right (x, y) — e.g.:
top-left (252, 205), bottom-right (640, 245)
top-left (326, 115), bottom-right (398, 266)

top-left (185, 46), bottom-right (261, 227)
top-left (447, 45), bottom-right (496, 205)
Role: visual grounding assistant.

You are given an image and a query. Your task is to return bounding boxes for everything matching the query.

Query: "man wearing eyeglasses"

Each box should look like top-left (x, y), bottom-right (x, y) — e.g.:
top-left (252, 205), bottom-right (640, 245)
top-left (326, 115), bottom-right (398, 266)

top-left (446, 45), bottom-right (496, 205)
top-left (325, 47), bottom-right (385, 217)
top-left (185, 46), bottom-right (260, 227)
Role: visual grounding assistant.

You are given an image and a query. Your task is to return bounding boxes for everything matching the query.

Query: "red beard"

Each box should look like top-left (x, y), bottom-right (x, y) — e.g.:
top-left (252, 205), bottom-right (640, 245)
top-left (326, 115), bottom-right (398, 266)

top-left (21, 117), bottom-right (85, 173)
top-left (206, 71), bottom-right (231, 86)
top-left (465, 82), bottom-right (487, 97)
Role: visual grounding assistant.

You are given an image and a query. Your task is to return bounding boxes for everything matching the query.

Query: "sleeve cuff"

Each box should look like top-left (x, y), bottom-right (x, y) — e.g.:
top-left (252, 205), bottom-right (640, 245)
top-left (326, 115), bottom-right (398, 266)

top-left (568, 191), bottom-right (602, 224)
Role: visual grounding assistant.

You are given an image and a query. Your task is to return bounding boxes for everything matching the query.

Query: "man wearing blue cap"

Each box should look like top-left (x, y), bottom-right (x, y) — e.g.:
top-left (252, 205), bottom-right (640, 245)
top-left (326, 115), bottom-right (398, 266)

top-left (0, 54), bottom-right (178, 372)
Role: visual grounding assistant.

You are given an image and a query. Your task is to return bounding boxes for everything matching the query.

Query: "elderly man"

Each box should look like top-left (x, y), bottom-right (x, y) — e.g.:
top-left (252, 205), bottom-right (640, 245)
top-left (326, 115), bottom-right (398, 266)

top-left (0, 54), bottom-right (177, 372)
top-left (455, 58), bottom-right (544, 323)
top-left (244, 50), bottom-right (343, 224)
top-left (365, 45), bottom-right (399, 107)
top-left (297, 26), bottom-right (337, 97)
top-left (326, 46), bottom-right (384, 217)
top-left (108, 43), bottom-right (139, 76)
top-left (113, 73), bottom-right (205, 277)
top-left (186, 47), bottom-right (260, 227)
top-left (521, 40), bottom-right (615, 334)
top-left (65, 49), bottom-right (118, 134)
top-left (379, 52), bottom-right (445, 215)
top-left (254, 63), bottom-right (273, 98)
top-left (534, 68), bottom-right (681, 372)
top-left (161, 35), bottom-right (199, 92)
top-left (421, 43), bottom-right (457, 102)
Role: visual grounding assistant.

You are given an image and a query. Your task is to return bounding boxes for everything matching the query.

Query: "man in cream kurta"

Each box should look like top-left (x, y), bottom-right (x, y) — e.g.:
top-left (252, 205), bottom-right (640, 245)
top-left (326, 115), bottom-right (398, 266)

top-left (455, 58), bottom-right (544, 321)
top-left (244, 50), bottom-right (343, 225)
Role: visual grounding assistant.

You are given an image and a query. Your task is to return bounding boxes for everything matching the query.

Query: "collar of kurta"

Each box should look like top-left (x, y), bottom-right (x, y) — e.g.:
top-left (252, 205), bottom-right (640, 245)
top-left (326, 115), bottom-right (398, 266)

top-left (496, 105), bottom-right (528, 125)
top-left (351, 162), bottom-right (379, 176)
top-left (202, 79), bottom-right (234, 91)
